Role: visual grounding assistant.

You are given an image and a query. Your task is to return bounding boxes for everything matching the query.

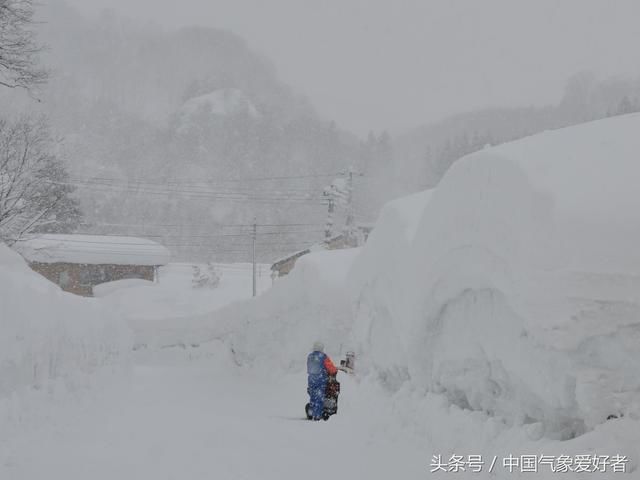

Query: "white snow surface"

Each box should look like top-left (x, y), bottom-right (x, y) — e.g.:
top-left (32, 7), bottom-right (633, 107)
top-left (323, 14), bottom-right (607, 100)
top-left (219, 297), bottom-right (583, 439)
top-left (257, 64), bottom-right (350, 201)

top-left (3, 232), bottom-right (636, 479)
top-left (98, 262), bottom-right (272, 348)
top-left (348, 189), bottom-right (433, 387)
top-left (0, 243), bottom-right (132, 436)
top-left (4, 115), bottom-right (640, 479)
top-left (0, 349), bottom-right (429, 480)
top-left (12, 234), bottom-right (171, 266)
top-left (182, 248), bottom-right (361, 373)
top-left (351, 114), bottom-right (640, 440)
top-left (93, 278), bottom-right (155, 297)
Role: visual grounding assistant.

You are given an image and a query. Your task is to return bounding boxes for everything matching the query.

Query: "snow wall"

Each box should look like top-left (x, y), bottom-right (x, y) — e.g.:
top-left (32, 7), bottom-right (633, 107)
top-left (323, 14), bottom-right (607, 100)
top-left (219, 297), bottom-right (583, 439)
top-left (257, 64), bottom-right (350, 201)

top-left (0, 244), bottom-right (132, 413)
top-left (349, 113), bottom-right (640, 439)
top-left (348, 190), bottom-right (433, 390)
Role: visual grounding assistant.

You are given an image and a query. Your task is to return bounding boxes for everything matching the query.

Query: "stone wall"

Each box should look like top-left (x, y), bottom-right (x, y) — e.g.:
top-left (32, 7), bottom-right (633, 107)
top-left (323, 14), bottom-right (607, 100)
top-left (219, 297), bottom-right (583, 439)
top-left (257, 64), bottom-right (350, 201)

top-left (29, 262), bottom-right (156, 296)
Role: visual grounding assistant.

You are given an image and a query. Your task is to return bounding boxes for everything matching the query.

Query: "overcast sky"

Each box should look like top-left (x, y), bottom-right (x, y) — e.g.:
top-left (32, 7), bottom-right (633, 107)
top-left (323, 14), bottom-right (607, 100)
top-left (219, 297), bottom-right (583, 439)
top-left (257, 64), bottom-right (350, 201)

top-left (64, 0), bottom-right (640, 135)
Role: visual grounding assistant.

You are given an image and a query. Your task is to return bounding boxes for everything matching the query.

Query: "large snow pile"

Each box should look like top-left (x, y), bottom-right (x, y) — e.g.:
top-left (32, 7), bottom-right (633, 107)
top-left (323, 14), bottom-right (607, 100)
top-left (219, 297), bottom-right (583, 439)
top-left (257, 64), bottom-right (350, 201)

top-left (0, 243), bottom-right (131, 423)
top-left (348, 190), bottom-right (433, 389)
top-left (205, 248), bottom-right (360, 374)
top-left (351, 113), bottom-right (640, 440)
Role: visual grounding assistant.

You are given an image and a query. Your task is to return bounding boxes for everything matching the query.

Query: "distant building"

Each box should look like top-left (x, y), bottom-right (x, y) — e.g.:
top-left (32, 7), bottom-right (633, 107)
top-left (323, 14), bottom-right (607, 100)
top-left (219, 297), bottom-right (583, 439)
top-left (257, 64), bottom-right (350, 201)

top-left (13, 234), bottom-right (171, 296)
top-left (270, 248), bottom-right (312, 277)
top-left (271, 227), bottom-right (372, 278)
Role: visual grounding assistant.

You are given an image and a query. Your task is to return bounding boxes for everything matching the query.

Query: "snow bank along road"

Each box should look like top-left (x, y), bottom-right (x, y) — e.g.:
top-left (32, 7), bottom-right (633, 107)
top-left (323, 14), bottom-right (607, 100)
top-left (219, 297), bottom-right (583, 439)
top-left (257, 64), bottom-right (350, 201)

top-left (0, 348), bottom-right (426, 480)
top-left (2, 346), bottom-right (637, 480)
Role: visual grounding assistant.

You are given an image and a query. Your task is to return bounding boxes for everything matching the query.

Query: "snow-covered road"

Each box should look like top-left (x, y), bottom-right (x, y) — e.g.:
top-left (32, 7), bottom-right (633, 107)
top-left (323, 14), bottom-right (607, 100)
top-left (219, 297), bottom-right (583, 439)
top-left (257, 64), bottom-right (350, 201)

top-left (1, 350), bottom-right (426, 480)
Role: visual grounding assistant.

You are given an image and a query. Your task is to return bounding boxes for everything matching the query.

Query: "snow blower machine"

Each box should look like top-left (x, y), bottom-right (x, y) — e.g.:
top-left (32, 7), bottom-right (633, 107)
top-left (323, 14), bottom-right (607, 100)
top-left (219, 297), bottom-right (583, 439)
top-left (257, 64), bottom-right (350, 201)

top-left (305, 352), bottom-right (354, 421)
top-left (305, 373), bottom-right (340, 421)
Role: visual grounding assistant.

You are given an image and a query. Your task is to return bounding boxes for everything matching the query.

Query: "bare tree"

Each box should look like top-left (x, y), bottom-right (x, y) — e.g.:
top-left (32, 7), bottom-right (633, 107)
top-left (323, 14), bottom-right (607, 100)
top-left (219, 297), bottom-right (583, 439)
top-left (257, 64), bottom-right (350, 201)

top-left (0, 0), bottom-right (47, 90)
top-left (0, 116), bottom-right (81, 242)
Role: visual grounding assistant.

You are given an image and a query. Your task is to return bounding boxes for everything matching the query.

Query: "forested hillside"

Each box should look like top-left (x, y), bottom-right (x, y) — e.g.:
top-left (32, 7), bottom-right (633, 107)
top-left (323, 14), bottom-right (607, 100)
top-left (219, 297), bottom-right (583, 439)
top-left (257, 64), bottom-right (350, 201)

top-left (4, 2), bottom-right (388, 261)
top-left (394, 73), bottom-right (640, 191)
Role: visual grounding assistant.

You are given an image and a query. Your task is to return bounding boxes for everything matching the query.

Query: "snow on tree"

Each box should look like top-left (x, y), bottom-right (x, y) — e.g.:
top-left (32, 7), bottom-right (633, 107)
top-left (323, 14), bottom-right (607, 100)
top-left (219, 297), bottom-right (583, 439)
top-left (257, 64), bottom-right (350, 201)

top-left (613, 95), bottom-right (640, 116)
top-left (0, 0), bottom-right (47, 90)
top-left (192, 262), bottom-right (221, 289)
top-left (0, 116), bottom-right (81, 242)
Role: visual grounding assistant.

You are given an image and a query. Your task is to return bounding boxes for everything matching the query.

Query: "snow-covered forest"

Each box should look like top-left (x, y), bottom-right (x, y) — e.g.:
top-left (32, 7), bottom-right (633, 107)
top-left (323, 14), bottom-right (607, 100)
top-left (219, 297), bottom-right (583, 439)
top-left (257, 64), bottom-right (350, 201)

top-left (1, 0), bottom-right (640, 478)
top-left (2, 1), bottom-right (383, 260)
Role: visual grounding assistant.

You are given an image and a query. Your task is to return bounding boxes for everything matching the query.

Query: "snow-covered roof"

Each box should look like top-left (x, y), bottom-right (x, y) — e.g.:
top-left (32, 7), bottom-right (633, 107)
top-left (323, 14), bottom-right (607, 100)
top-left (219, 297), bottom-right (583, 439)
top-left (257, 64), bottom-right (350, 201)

top-left (270, 248), bottom-right (312, 269)
top-left (270, 232), bottom-right (354, 268)
top-left (13, 234), bottom-right (171, 266)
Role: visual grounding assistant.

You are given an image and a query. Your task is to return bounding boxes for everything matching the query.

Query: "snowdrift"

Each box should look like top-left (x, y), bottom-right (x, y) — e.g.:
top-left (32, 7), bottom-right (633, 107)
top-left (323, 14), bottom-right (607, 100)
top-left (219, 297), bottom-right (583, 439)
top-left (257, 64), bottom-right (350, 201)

top-left (168, 249), bottom-right (361, 374)
top-left (223, 248), bottom-right (360, 373)
top-left (0, 243), bottom-right (131, 408)
top-left (103, 263), bottom-right (272, 348)
top-left (351, 113), bottom-right (640, 439)
top-left (93, 278), bottom-right (155, 298)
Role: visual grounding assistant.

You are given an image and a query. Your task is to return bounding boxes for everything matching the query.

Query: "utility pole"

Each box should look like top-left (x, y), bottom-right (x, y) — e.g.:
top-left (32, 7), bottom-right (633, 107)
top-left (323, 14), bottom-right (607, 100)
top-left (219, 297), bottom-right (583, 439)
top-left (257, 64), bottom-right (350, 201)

top-left (323, 186), bottom-right (336, 240)
top-left (345, 168), bottom-right (355, 232)
top-left (252, 219), bottom-right (257, 297)
top-left (343, 167), bottom-right (364, 245)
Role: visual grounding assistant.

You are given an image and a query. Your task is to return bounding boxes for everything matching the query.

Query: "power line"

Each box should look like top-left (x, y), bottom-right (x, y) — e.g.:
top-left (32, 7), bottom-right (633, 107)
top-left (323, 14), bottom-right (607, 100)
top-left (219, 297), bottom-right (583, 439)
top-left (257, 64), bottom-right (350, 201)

top-left (68, 178), bottom-right (329, 195)
top-left (48, 171), bottom-right (356, 205)
top-left (78, 221), bottom-right (324, 229)
top-left (162, 240), bottom-right (319, 248)
top-left (22, 248), bottom-right (296, 258)
top-left (72, 230), bottom-right (325, 239)
top-left (54, 180), bottom-right (320, 196)
top-left (69, 172), bottom-right (344, 184)
top-left (52, 180), bottom-right (329, 204)
top-left (65, 175), bottom-right (340, 196)
top-left (16, 236), bottom-right (320, 249)
top-left (38, 171), bottom-right (359, 260)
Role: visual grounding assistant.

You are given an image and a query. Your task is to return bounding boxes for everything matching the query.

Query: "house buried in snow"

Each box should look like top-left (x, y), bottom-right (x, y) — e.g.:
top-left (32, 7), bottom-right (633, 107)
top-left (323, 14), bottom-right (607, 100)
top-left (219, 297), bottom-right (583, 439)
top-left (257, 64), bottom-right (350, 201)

top-left (271, 227), bottom-right (373, 278)
top-left (13, 234), bottom-right (171, 297)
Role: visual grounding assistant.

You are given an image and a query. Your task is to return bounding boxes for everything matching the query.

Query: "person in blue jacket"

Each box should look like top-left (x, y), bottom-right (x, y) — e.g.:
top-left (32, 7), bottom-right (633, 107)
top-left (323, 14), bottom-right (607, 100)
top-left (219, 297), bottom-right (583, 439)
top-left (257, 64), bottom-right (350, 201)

top-left (307, 341), bottom-right (338, 421)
